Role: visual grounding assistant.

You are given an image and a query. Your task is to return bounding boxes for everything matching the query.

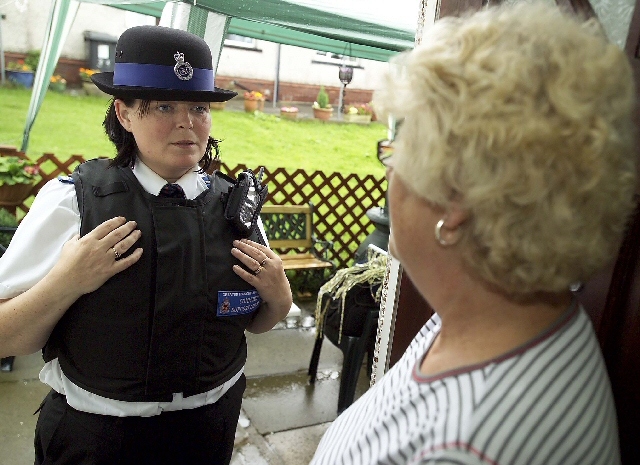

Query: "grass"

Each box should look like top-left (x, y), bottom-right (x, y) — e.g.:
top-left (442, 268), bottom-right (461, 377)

top-left (0, 86), bottom-right (387, 178)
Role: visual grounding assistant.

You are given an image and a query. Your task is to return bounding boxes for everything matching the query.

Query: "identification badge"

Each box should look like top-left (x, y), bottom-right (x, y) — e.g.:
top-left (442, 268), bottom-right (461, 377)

top-left (217, 290), bottom-right (261, 317)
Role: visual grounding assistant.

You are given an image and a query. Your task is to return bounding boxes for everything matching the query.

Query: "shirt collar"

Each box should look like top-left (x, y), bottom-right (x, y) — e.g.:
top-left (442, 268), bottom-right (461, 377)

top-left (131, 159), bottom-right (204, 199)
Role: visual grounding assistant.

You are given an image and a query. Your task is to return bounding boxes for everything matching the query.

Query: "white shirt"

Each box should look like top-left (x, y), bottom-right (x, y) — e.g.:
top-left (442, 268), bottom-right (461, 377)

top-left (0, 160), bottom-right (252, 417)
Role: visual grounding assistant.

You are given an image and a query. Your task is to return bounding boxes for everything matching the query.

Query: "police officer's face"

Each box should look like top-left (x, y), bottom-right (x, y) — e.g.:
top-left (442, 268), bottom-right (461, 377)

top-left (115, 99), bottom-right (212, 182)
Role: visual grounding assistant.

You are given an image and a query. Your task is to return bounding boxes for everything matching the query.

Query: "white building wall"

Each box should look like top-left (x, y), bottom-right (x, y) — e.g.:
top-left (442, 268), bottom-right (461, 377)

top-left (0, 1), bottom-right (153, 58)
top-left (1, 0), bottom-right (387, 90)
top-left (217, 42), bottom-right (388, 90)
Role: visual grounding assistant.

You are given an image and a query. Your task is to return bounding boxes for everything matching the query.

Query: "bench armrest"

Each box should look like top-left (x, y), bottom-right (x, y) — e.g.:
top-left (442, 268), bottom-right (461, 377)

top-left (311, 234), bottom-right (334, 266)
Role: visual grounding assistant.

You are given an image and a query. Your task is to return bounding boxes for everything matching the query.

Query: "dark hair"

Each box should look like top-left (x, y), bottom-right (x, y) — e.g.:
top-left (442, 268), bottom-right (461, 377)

top-left (103, 98), bottom-right (220, 173)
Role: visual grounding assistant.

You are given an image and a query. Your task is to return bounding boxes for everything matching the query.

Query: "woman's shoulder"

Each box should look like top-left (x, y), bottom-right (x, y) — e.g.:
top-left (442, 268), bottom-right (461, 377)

top-left (457, 308), bottom-right (618, 464)
top-left (29, 176), bottom-right (77, 211)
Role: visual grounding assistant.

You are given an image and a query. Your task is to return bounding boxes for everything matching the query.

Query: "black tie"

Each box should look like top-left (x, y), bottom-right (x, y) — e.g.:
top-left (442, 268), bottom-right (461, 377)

top-left (159, 183), bottom-right (186, 199)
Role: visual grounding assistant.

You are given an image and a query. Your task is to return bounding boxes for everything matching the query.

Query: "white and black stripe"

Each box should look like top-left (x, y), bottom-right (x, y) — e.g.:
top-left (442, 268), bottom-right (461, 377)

top-left (311, 304), bottom-right (619, 465)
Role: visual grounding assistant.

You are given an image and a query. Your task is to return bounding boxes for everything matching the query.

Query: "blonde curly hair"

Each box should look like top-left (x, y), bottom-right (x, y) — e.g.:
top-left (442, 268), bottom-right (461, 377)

top-left (374, 3), bottom-right (637, 296)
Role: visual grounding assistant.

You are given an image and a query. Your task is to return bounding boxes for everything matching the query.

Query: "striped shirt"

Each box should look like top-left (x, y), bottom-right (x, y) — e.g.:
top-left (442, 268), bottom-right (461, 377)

top-left (311, 303), bottom-right (620, 465)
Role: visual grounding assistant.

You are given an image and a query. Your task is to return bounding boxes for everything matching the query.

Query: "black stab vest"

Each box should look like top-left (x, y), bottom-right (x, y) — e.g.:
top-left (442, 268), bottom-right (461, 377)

top-left (44, 159), bottom-right (264, 402)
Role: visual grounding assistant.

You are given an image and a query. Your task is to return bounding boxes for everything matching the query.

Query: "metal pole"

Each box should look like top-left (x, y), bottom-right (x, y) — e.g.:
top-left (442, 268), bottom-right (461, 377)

top-left (0, 15), bottom-right (6, 86)
top-left (272, 43), bottom-right (280, 108)
top-left (338, 83), bottom-right (345, 120)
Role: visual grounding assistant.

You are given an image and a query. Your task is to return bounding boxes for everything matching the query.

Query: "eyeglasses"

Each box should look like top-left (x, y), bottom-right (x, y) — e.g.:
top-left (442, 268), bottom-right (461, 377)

top-left (377, 139), bottom-right (393, 167)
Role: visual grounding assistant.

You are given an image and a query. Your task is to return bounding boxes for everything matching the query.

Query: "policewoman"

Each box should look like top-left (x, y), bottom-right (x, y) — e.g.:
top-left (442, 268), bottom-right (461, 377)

top-left (0, 26), bottom-right (292, 465)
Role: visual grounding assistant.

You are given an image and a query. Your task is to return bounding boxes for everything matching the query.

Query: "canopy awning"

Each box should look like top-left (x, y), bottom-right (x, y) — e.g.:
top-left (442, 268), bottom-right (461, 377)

top-left (21, 0), bottom-right (419, 151)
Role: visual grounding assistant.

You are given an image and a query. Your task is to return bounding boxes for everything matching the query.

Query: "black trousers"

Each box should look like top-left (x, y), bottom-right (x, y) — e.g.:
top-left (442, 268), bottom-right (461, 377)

top-left (34, 375), bottom-right (245, 465)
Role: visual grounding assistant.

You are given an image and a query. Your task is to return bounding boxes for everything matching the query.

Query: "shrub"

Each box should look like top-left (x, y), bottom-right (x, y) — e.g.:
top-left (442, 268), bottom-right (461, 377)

top-left (315, 86), bottom-right (330, 109)
top-left (24, 50), bottom-right (40, 72)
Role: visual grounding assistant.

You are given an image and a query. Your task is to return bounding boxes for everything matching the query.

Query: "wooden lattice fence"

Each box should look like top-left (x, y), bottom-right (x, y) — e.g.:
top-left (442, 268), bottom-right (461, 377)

top-left (1, 147), bottom-right (387, 269)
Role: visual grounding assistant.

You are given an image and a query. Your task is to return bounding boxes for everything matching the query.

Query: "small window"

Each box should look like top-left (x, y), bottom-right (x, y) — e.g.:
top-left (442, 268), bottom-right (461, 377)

top-left (314, 51), bottom-right (359, 66)
top-left (225, 34), bottom-right (256, 49)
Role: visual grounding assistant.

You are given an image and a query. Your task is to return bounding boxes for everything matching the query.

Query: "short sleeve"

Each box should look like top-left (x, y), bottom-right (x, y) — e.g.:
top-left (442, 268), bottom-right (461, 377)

top-left (0, 178), bottom-right (79, 298)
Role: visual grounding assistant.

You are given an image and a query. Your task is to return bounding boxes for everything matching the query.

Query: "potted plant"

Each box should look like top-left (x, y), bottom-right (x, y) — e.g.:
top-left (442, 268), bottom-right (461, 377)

top-left (280, 106), bottom-right (299, 120)
top-left (0, 156), bottom-right (40, 207)
top-left (79, 68), bottom-right (106, 96)
top-left (5, 50), bottom-right (40, 88)
top-left (244, 91), bottom-right (265, 112)
top-left (343, 103), bottom-right (374, 124)
top-left (78, 67), bottom-right (99, 82)
top-left (211, 101), bottom-right (226, 111)
top-left (5, 60), bottom-right (34, 88)
top-left (313, 86), bottom-right (333, 120)
top-left (49, 74), bottom-right (67, 93)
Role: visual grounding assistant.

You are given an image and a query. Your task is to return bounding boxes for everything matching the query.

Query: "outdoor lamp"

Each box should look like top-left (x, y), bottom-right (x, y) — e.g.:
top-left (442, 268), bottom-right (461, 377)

top-left (338, 65), bottom-right (353, 85)
top-left (338, 65), bottom-right (353, 117)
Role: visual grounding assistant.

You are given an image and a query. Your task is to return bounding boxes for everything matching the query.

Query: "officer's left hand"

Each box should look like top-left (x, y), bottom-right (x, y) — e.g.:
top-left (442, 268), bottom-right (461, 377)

top-left (231, 239), bottom-right (292, 326)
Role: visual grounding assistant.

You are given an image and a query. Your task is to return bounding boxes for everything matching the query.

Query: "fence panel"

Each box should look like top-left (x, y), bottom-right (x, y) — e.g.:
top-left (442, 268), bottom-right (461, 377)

top-left (0, 148), bottom-right (387, 269)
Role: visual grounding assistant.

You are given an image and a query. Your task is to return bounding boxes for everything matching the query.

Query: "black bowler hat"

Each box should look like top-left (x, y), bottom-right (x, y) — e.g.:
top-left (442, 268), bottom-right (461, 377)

top-left (92, 26), bottom-right (237, 102)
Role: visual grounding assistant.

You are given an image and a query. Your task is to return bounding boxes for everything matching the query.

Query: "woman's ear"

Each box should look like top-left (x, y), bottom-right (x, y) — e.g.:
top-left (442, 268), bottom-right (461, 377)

top-left (443, 202), bottom-right (468, 230)
top-left (434, 201), bottom-right (468, 247)
top-left (114, 99), bottom-right (133, 132)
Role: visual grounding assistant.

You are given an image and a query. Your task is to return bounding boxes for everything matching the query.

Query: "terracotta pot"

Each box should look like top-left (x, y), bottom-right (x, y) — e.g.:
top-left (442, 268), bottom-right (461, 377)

top-left (0, 183), bottom-right (34, 206)
top-left (313, 107), bottom-right (333, 121)
top-left (244, 99), bottom-right (259, 112)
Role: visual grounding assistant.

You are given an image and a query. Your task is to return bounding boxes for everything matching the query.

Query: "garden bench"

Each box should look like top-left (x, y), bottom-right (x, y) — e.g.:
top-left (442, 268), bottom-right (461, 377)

top-left (260, 203), bottom-right (334, 272)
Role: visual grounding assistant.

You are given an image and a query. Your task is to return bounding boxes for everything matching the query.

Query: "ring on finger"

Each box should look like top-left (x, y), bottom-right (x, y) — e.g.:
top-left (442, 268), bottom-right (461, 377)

top-left (113, 248), bottom-right (121, 260)
top-left (253, 265), bottom-right (264, 276)
top-left (260, 258), bottom-right (268, 267)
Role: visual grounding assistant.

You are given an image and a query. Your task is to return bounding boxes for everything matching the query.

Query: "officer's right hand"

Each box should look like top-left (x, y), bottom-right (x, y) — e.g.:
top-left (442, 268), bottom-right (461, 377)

top-left (52, 216), bottom-right (143, 295)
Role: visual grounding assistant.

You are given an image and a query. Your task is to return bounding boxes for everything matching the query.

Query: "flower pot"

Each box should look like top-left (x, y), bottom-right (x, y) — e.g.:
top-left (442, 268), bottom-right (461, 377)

top-left (0, 183), bottom-right (34, 206)
top-left (344, 114), bottom-right (372, 124)
top-left (313, 107), bottom-right (333, 121)
top-left (6, 70), bottom-right (34, 88)
top-left (211, 102), bottom-right (226, 111)
top-left (280, 109), bottom-right (299, 120)
top-left (244, 99), bottom-right (259, 113)
top-left (49, 81), bottom-right (67, 93)
top-left (83, 81), bottom-right (109, 98)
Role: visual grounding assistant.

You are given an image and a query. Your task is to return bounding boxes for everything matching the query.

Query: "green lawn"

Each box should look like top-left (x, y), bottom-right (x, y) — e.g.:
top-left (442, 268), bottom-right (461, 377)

top-left (0, 86), bottom-right (387, 178)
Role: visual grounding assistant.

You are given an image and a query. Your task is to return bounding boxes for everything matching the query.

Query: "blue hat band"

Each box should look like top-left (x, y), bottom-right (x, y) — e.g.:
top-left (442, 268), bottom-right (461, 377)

top-left (113, 63), bottom-right (215, 91)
